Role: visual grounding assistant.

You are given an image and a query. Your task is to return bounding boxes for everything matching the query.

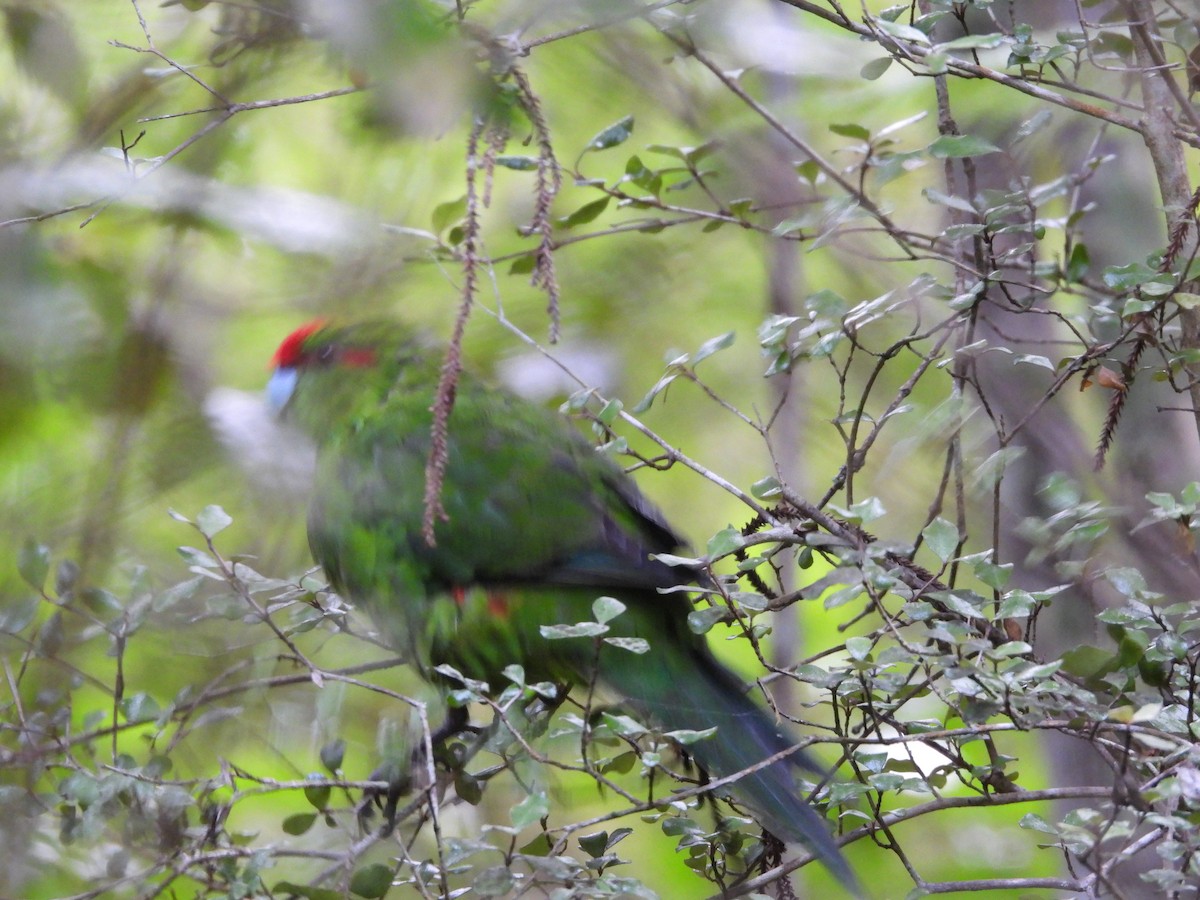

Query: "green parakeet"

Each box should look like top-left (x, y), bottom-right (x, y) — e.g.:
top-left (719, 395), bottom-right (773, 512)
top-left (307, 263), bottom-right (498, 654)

top-left (267, 319), bottom-right (854, 888)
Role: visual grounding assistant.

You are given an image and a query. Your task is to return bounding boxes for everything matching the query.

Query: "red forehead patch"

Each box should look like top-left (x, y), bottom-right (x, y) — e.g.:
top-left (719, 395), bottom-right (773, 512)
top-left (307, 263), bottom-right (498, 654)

top-left (271, 320), bottom-right (326, 368)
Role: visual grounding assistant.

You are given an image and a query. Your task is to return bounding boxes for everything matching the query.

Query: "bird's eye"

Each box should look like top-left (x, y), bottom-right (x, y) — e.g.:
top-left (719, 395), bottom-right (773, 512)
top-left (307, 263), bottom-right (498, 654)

top-left (315, 344), bottom-right (338, 364)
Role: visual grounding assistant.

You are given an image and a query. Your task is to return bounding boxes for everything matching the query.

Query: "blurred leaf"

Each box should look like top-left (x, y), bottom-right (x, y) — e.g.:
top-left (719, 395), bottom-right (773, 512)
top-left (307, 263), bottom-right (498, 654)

top-left (861, 57), bottom-right (893, 80)
top-left (922, 517), bottom-right (959, 563)
top-left (303, 776), bottom-right (331, 811)
top-left (511, 791), bottom-right (550, 829)
top-left (540, 622), bottom-right (608, 639)
top-left (495, 156), bottom-right (538, 170)
top-left (431, 196), bottom-right (467, 233)
top-left (592, 596), bottom-right (626, 623)
top-left (153, 575), bottom-right (204, 613)
top-left (120, 692), bottom-right (161, 724)
top-left (692, 331), bottom-right (734, 364)
top-left (604, 636), bottom-right (650, 654)
top-left (18, 538), bottom-right (50, 592)
top-left (196, 505), bottom-right (232, 539)
top-left (1066, 243), bottom-right (1090, 282)
top-left (559, 197), bottom-right (610, 228)
top-left (349, 863), bottom-right (394, 899)
top-left (751, 476), bottom-right (782, 499)
top-left (687, 605), bottom-right (728, 634)
top-left (706, 527), bottom-right (743, 557)
top-left (928, 134), bottom-right (1001, 158)
top-left (585, 115), bottom-right (635, 152)
top-left (282, 813), bottom-right (317, 836)
top-left (830, 123), bottom-right (871, 140)
top-left (4, 5), bottom-right (87, 109)
top-left (473, 866), bottom-right (515, 896)
top-left (320, 739), bottom-right (346, 773)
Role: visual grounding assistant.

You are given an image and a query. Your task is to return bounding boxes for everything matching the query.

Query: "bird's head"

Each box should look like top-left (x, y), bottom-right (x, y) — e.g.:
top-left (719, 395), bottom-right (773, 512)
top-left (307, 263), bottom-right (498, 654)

top-left (267, 319), bottom-right (428, 432)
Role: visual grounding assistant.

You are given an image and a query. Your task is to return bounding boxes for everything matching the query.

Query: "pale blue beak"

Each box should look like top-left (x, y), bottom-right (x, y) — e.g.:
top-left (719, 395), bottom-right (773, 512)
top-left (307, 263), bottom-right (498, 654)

top-left (266, 367), bottom-right (297, 414)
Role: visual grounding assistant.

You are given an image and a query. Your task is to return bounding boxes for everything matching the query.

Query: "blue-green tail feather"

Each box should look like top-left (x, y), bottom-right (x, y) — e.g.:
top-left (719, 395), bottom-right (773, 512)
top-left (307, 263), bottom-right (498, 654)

top-left (601, 636), bottom-right (857, 892)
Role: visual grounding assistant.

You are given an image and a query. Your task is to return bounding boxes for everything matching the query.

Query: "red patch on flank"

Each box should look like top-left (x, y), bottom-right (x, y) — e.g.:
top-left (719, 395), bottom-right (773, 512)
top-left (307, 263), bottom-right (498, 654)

top-left (271, 320), bottom-right (326, 368)
top-left (449, 586), bottom-right (508, 618)
top-left (486, 591), bottom-right (509, 618)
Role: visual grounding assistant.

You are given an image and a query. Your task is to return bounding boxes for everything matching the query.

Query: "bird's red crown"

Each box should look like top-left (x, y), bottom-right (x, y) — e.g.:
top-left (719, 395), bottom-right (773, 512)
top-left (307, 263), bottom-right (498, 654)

top-left (271, 320), bottom-right (378, 369)
top-left (271, 320), bottom-right (326, 368)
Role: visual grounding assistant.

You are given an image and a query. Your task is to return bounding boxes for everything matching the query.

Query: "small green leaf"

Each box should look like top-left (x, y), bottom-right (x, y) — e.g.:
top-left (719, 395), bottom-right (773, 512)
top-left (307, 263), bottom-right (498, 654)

top-left (579, 831), bottom-right (611, 858)
top-left (928, 134), bottom-right (1001, 158)
top-left (1019, 813), bottom-right (1059, 834)
top-left (751, 476), bottom-right (782, 499)
top-left (304, 775), bottom-right (331, 811)
top-left (508, 254), bottom-right (535, 275)
top-left (929, 589), bottom-right (986, 618)
top-left (824, 584), bottom-right (864, 609)
top-left (687, 606), bottom-right (729, 634)
top-left (540, 622), bottom-right (609, 639)
top-left (650, 551), bottom-right (702, 568)
top-left (663, 726), bottom-right (718, 745)
top-left (604, 636), bottom-right (650, 654)
top-left (586, 115), bottom-right (635, 151)
top-left (153, 575), bottom-right (204, 613)
top-left (120, 692), bottom-right (161, 724)
top-left (922, 517), bottom-right (959, 563)
top-left (1101, 261), bottom-right (1157, 291)
top-left (1014, 354), bottom-right (1053, 370)
top-left (18, 539), bottom-right (50, 592)
top-left (1066, 243), bottom-right (1090, 282)
top-left (972, 446), bottom-right (1026, 491)
top-left (495, 155), bottom-right (538, 170)
top-left (997, 589), bottom-right (1038, 618)
top-left (431, 196), bottom-right (467, 233)
top-left (1105, 567), bottom-right (1146, 596)
top-left (706, 527), bottom-right (744, 558)
top-left (560, 197), bottom-right (610, 228)
top-left (731, 590), bottom-right (769, 611)
top-left (593, 596), bottom-right (626, 624)
top-left (54, 559), bottom-right (79, 596)
top-left (843, 496), bottom-right (887, 524)
top-left (974, 560), bottom-right (1012, 590)
top-left (319, 739), bottom-right (345, 773)
top-left (601, 713), bottom-right (647, 736)
top-left (177, 545), bottom-right (217, 568)
top-left (596, 398), bottom-right (622, 425)
top-left (845, 636), bottom-right (873, 661)
top-left (282, 813), bottom-right (317, 835)
top-left (511, 791), bottom-right (550, 829)
top-left (872, 18), bottom-right (931, 44)
top-left (349, 863), bottom-right (394, 899)
top-left (196, 505), bottom-right (232, 538)
top-left (860, 57), bottom-right (892, 80)
top-left (937, 33), bottom-right (1006, 50)
top-left (0, 597), bottom-right (38, 635)
top-left (830, 122), bottom-right (871, 140)
top-left (455, 770), bottom-right (483, 805)
top-left (645, 143), bottom-right (684, 160)
top-left (692, 331), bottom-right (735, 364)
top-left (473, 866), bottom-right (516, 897)
top-left (1122, 297), bottom-right (1156, 317)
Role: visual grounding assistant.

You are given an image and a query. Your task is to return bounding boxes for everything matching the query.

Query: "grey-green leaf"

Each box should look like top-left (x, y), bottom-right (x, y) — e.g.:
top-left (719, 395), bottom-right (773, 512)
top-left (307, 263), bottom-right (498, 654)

top-left (586, 115), bottom-right (635, 151)
top-left (18, 539), bottom-right (50, 592)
